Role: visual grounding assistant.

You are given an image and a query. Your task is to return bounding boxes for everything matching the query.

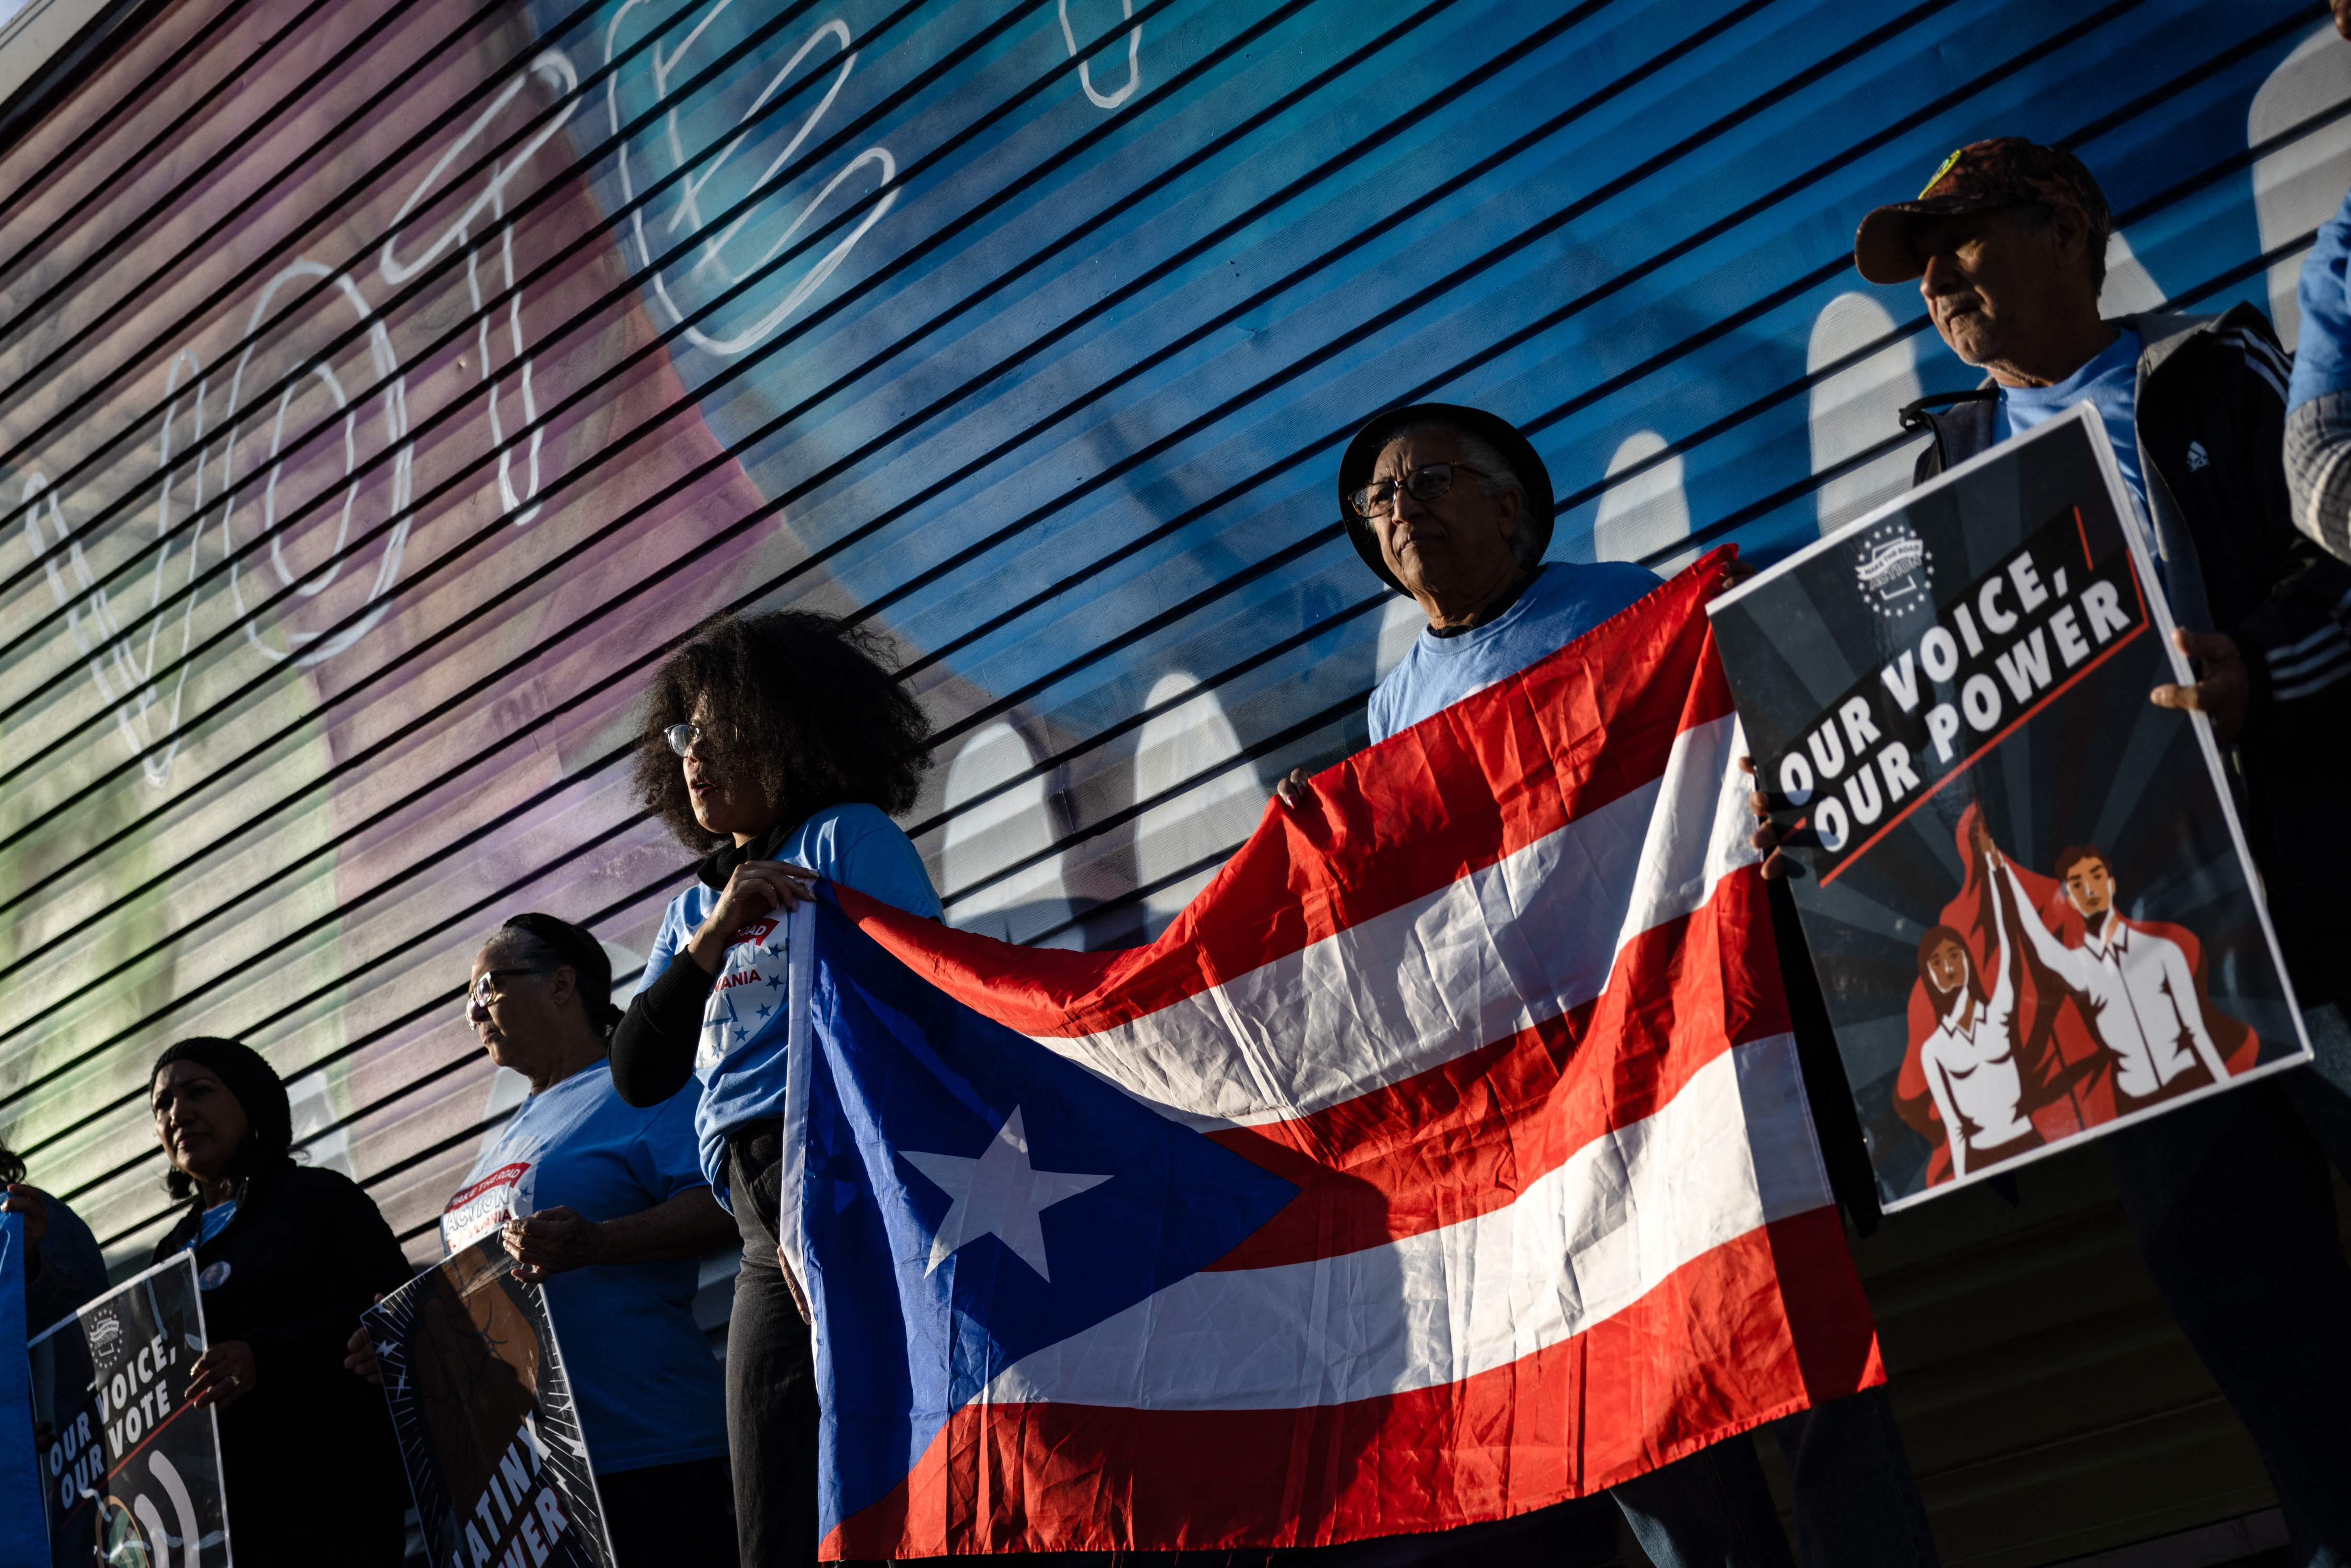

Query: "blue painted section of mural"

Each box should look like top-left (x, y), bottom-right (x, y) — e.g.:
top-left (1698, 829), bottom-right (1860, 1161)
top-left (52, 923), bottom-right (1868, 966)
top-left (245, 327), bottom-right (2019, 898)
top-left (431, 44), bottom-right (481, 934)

top-left (536, 0), bottom-right (2316, 805)
top-left (2, 0), bottom-right (2342, 1322)
top-left (0, 3), bottom-right (2344, 1541)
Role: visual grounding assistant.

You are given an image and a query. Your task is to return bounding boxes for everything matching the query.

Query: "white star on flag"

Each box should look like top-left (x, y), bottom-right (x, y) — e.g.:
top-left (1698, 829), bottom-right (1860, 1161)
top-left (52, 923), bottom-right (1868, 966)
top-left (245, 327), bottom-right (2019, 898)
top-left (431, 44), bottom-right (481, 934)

top-left (900, 1106), bottom-right (1112, 1283)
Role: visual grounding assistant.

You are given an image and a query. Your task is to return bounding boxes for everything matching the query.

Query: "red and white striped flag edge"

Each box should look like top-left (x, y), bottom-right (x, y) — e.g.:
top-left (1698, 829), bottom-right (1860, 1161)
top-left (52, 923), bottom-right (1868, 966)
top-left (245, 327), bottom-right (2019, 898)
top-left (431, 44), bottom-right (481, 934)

top-left (829, 549), bottom-right (1882, 1556)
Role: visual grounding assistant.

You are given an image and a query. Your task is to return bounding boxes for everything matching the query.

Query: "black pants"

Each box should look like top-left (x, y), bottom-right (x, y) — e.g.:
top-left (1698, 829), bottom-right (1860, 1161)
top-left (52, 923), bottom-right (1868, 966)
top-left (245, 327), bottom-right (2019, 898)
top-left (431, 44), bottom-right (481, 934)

top-left (728, 1123), bottom-right (827, 1568)
top-left (600, 1456), bottom-right (739, 1567)
top-left (2105, 1007), bottom-right (2351, 1561)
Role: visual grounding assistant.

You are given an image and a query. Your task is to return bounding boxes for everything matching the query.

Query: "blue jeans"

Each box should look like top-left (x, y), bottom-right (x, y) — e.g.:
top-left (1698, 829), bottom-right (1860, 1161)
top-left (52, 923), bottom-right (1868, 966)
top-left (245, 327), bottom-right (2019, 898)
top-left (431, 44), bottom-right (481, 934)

top-left (1609, 1385), bottom-right (1936, 1568)
top-left (2105, 1005), bottom-right (2351, 1568)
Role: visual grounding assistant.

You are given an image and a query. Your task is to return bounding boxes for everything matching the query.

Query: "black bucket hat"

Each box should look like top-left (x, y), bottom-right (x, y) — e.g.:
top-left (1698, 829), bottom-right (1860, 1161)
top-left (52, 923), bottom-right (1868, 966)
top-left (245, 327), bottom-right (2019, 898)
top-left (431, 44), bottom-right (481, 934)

top-left (1336, 403), bottom-right (1554, 590)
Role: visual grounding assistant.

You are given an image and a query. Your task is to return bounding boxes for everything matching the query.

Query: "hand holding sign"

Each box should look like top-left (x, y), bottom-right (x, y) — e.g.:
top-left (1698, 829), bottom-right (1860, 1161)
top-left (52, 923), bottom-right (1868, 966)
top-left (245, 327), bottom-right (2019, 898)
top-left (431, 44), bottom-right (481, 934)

top-left (344, 1324), bottom-right (381, 1384)
top-left (187, 1340), bottom-right (257, 1409)
top-left (1737, 758), bottom-right (1798, 881)
top-left (2149, 627), bottom-right (2248, 742)
top-left (503, 1205), bottom-right (606, 1285)
top-left (344, 1293), bottom-right (389, 1384)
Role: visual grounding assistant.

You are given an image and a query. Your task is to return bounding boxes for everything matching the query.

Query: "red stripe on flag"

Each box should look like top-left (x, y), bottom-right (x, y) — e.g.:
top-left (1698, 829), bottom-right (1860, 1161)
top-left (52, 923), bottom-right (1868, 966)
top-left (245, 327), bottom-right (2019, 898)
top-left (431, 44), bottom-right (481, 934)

top-left (823, 1207), bottom-right (1880, 1560)
top-left (838, 553), bottom-right (1738, 1037)
top-left (1205, 867), bottom-right (1784, 1269)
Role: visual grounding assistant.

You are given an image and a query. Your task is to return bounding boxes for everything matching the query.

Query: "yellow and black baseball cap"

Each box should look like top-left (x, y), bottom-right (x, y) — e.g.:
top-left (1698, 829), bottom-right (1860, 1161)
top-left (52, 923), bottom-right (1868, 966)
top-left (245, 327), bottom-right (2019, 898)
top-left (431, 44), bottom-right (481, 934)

top-left (1854, 137), bottom-right (2110, 285)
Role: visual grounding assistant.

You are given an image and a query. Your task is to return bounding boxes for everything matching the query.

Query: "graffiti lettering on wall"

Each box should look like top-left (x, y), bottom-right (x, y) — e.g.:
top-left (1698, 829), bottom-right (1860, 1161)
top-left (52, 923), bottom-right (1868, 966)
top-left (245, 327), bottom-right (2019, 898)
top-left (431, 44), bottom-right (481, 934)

top-left (9, 1), bottom-right (1179, 801)
top-left (0, 0), bottom-right (2346, 1282)
top-left (16, 46), bottom-right (575, 789)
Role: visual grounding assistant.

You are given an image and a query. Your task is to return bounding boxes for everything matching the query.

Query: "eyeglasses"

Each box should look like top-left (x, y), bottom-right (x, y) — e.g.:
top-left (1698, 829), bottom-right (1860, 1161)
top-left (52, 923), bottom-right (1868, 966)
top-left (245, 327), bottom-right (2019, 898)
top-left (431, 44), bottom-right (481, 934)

top-left (664, 723), bottom-right (701, 757)
top-left (469, 969), bottom-right (544, 1011)
top-left (1349, 461), bottom-right (1489, 519)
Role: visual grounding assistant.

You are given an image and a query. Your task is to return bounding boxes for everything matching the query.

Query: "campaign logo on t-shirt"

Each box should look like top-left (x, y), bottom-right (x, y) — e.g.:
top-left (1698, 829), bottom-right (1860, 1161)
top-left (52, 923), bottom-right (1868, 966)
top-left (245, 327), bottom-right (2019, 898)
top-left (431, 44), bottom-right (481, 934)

top-left (441, 1160), bottom-right (533, 1252)
top-left (698, 914), bottom-right (789, 1072)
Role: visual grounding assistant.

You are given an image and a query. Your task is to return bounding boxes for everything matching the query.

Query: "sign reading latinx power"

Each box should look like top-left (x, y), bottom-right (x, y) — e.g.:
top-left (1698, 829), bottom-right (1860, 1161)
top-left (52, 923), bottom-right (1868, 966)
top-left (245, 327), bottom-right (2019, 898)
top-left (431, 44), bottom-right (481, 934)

top-left (1709, 405), bottom-right (2312, 1210)
top-left (365, 1240), bottom-right (615, 1568)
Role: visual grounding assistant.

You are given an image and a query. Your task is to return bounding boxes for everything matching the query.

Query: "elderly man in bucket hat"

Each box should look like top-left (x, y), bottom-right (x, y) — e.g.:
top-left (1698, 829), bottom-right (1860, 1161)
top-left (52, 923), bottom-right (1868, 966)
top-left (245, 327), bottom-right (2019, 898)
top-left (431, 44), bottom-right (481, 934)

top-left (1282, 403), bottom-right (1937, 1568)
top-left (1843, 136), bottom-right (2351, 1563)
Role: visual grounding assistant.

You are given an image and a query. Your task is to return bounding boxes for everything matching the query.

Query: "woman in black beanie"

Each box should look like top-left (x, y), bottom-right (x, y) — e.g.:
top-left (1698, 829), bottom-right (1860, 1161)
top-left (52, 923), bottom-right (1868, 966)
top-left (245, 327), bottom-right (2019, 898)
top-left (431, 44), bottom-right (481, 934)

top-left (149, 1037), bottom-right (412, 1566)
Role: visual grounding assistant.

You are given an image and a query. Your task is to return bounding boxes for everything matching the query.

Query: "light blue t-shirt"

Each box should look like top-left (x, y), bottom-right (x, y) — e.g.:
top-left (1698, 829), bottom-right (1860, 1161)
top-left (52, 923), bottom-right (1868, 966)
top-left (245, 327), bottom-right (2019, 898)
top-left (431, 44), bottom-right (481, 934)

top-left (1368, 561), bottom-right (1663, 744)
top-left (442, 1061), bottom-right (725, 1474)
top-left (1996, 327), bottom-right (2148, 518)
top-left (2292, 182), bottom-right (2351, 412)
top-left (638, 803), bottom-right (944, 1199)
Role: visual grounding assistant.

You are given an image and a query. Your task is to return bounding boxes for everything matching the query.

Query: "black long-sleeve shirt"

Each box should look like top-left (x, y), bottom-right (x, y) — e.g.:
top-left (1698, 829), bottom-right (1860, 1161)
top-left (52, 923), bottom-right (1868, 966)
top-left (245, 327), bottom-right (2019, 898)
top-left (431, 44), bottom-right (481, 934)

top-left (611, 953), bottom-right (719, 1108)
top-left (153, 1162), bottom-right (415, 1566)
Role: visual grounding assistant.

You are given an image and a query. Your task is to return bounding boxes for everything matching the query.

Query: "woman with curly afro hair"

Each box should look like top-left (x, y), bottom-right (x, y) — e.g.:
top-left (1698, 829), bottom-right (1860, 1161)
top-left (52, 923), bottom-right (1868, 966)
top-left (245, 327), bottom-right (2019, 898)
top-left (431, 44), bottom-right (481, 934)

top-left (609, 609), bottom-right (938, 1568)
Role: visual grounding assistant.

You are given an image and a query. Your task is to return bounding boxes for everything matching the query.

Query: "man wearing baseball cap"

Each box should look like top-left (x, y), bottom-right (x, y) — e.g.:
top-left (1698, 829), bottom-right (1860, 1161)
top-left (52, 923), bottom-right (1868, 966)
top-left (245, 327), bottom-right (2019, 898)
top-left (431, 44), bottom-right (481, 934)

top-left (1282, 404), bottom-right (1937, 1567)
top-left (1854, 138), bottom-right (2351, 1558)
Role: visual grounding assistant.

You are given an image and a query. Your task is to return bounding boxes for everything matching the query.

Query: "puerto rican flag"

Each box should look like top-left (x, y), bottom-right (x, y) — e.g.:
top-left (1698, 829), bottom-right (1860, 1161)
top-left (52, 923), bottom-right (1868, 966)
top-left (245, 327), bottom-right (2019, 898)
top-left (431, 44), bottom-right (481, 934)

top-left (778, 553), bottom-right (1881, 1558)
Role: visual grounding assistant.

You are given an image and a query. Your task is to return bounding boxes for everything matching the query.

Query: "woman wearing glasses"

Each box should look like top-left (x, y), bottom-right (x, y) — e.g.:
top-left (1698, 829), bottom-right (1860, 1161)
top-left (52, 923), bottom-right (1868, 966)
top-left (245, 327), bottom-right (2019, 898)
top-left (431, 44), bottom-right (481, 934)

top-left (347, 913), bottom-right (739, 1567)
top-left (609, 610), bottom-right (939, 1568)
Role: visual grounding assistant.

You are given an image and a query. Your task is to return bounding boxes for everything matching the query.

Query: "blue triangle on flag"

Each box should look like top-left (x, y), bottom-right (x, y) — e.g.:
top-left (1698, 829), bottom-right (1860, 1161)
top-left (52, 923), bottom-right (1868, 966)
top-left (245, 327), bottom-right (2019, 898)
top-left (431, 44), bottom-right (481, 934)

top-left (799, 893), bottom-right (1299, 1534)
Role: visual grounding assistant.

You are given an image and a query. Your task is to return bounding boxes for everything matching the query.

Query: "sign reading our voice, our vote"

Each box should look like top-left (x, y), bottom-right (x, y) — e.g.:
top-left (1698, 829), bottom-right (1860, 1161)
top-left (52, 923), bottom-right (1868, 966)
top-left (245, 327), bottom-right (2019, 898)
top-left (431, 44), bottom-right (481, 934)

top-left (28, 1251), bottom-right (232, 1567)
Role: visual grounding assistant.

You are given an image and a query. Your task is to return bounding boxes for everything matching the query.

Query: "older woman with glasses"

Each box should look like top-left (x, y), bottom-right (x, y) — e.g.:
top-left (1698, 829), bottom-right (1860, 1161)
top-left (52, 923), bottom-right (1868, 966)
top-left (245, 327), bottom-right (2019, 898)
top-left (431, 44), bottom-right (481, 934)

top-left (609, 610), bottom-right (939, 1568)
top-left (347, 912), bottom-right (739, 1567)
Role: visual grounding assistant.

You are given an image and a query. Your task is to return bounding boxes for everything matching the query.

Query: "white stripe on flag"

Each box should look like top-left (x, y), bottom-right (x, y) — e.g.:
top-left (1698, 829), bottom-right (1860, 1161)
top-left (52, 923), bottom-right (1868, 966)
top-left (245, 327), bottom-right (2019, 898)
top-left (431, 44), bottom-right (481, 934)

top-left (978, 1032), bottom-right (1825, 1411)
top-left (779, 896), bottom-right (819, 1295)
top-left (1031, 713), bottom-right (1758, 1128)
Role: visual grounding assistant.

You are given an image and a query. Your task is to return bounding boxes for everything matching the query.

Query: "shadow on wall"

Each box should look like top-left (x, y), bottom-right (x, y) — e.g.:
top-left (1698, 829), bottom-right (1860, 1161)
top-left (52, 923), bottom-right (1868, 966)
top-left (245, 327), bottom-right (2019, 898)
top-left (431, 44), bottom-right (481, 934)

top-left (1592, 430), bottom-right (1692, 568)
top-left (1808, 292), bottom-right (1922, 539)
top-left (942, 721), bottom-right (1080, 950)
top-left (1134, 673), bottom-right (1268, 940)
top-left (2104, 230), bottom-right (2167, 316)
top-left (2255, 23), bottom-right (2351, 349)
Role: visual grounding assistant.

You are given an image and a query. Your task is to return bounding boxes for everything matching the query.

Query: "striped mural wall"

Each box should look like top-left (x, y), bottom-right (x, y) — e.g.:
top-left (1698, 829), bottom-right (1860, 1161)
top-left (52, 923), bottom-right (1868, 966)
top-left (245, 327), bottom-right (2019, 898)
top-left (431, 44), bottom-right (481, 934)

top-left (0, 2), bottom-right (2344, 1551)
top-left (3, 0), bottom-right (2340, 1292)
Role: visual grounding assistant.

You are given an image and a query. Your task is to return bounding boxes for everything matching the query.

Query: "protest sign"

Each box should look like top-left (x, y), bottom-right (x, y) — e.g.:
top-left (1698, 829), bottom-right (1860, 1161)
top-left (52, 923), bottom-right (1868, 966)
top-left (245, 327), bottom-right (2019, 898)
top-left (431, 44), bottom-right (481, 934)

top-left (364, 1239), bottom-right (613, 1568)
top-left (3, 1213), bottom-right (48, 1567)
top-left (27, 1251), bottom-right (231, 1566)
top-left (1708, 404), bottom-right (2311, 1210)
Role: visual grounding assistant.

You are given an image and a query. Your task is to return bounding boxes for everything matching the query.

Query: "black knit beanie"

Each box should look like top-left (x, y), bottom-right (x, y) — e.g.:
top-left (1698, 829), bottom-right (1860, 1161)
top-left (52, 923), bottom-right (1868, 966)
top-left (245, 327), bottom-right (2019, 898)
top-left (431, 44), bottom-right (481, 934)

top-left (151, 1037), bottom-right (294, 1200)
